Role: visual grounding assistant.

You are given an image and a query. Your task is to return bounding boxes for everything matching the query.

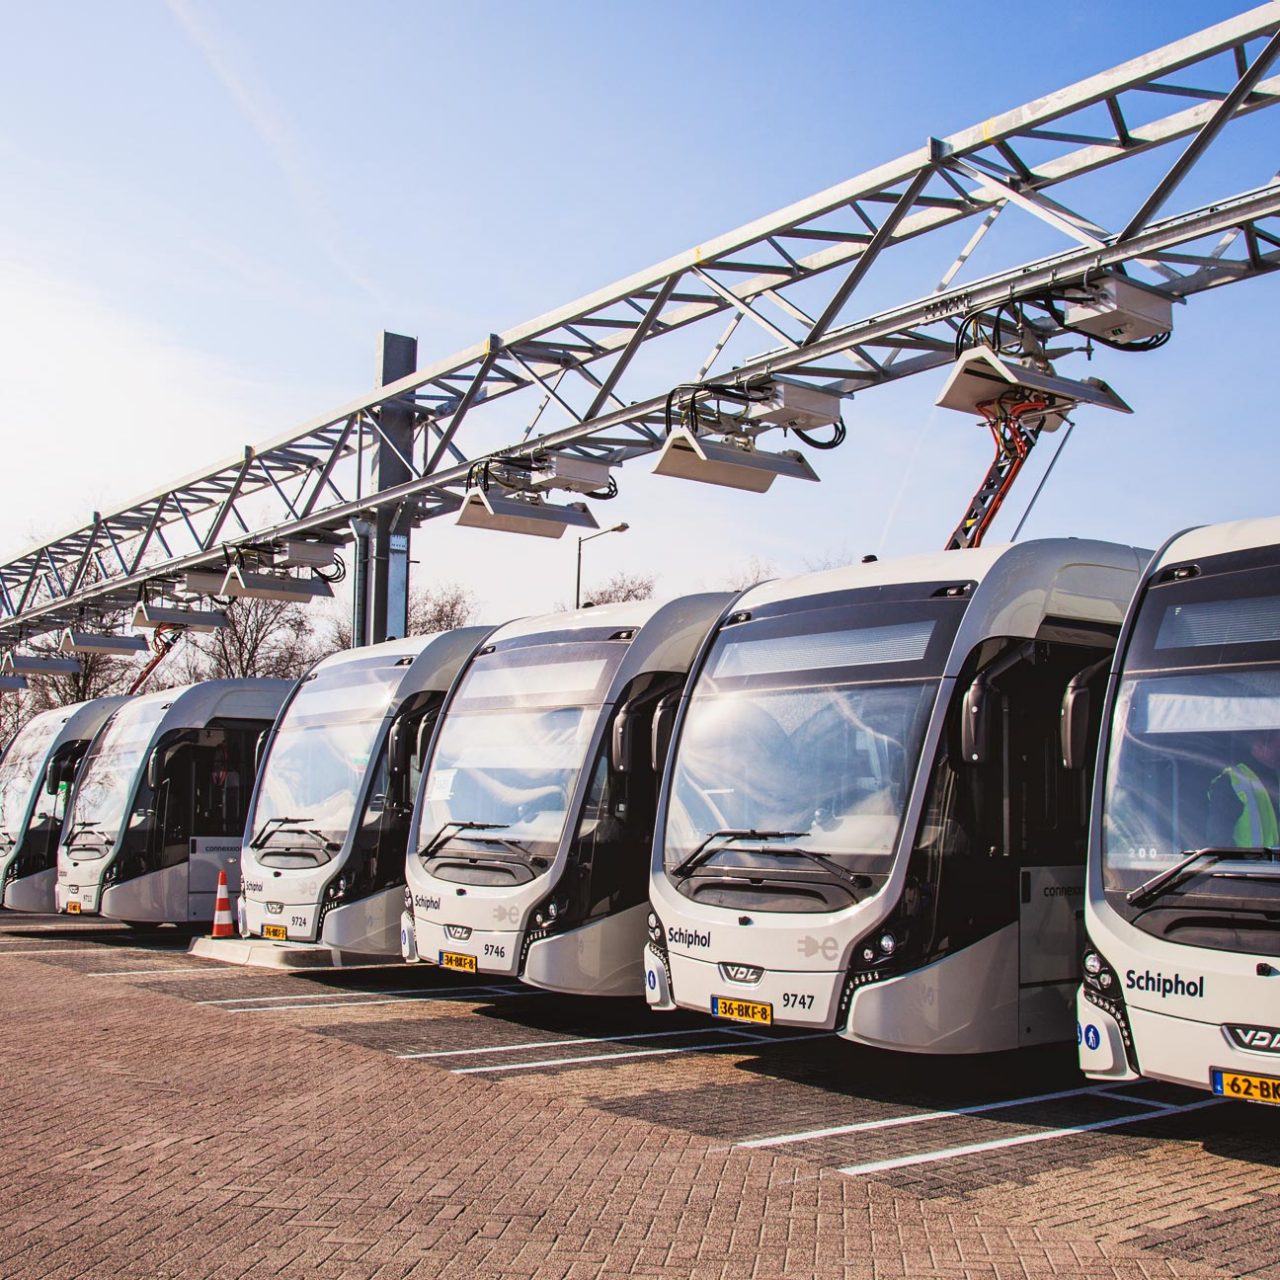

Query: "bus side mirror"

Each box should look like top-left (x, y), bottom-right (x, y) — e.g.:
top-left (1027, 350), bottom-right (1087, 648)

top-left (1061, 658), bottom-right (1110, 770)
top-left (254, 730), bottom-right (269, 776)
top-left (1061, 684), bottom-right (1091, 771)
top-left (651, 694), bottom-right (679, 774)
top-left (960, 675), bottom-right (994, 766)
top-left (389, 718), bottom-right (410, 777)
top-left (44, 759), bottom-right (60, 795)
top-left (414, 717), bottom-right (431, 772)
top-left (146, 750), bottom-right (162, 792)
top-left (611, 705), bottom-right (635, 775)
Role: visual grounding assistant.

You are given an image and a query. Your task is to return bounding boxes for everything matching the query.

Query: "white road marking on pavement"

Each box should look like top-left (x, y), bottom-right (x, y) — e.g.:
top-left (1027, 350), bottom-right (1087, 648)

top-left (222, 987), bottom-right (535, 1013)
top-left (738, 1084), bottom-right (1119, 1148)
top-left (87, 967), bottom-right (231, 978)
top-left (1090, 1088), bottom-right (1179, 1109)
top-left (199, 982), bottom-right (523, 1006)
top-left (454, 1031), bottom-right (831, 1074)
top-left (0, 946), bottom-right (188, 957)
top-left (400, 1026), bottom-right (748, 1059)
top-left (837, 1097), bottom-right (1224, 1177)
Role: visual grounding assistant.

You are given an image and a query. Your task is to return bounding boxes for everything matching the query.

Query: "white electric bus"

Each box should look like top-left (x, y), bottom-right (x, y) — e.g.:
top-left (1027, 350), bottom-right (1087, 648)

top-left (1, 696), bottom-right (128, 912)
top-left (240, 630), bottom-right (491, 956)
top-left (56, 680), bottom-right (291, 924)
top-left (646, 540), bottom-right (1148, 1052)
top-left (402, 594), bottom-right (729, 995)
top-left (1078, 516), bottom-right (1280, 1103)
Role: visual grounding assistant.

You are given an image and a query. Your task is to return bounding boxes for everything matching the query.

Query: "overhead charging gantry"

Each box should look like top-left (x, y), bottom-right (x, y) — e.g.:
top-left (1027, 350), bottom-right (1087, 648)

top-left (1, 5), bottom-right (1280, 669)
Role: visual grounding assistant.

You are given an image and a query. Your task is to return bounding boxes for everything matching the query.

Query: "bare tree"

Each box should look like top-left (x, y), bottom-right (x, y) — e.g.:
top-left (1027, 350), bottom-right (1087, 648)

top-left (721, 556), bottom-right (777, 592)
top-left (580, 570), bottom-right (655, 607)
top-left (319, 582), bottom-right (478, 655)
top-left (410, 583), bottom-right (477, 634)
top-left (170, 598), bottom-right (324, 684)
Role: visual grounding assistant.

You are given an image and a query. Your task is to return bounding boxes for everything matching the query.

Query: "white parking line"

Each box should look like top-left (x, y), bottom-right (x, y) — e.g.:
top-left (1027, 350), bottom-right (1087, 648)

top-left (400, 1025), bottom-right (746, 1060)
top-left (0, 946), bottom-right (188, 957)
top-left (221, 986), bottom-right (533, 1013)
top-left (738, 1084), bottom-right (1116, 1149)
top-left (837, 1096), bottom-right (1224, 1177)
top-left (87, 967), bottom-right (231, 978)
top-left (454, 1030), bottom-right (831, 1074)
top-left (199, 982), bottom-right (521, 1007)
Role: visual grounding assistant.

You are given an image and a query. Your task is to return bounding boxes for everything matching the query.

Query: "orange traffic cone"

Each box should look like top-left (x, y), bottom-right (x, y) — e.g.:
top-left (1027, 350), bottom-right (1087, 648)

top-left (211, 869), bottom-right (235, 939)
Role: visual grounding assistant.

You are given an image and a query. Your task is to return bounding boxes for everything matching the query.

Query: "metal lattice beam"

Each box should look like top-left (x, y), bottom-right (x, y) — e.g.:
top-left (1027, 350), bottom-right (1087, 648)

top-left (3, 4), bottom-right (1280, 641)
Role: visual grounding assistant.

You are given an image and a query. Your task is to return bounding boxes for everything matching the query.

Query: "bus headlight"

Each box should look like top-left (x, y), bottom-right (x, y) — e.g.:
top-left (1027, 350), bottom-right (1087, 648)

top-left (878, 932), bottom-right (897, 957)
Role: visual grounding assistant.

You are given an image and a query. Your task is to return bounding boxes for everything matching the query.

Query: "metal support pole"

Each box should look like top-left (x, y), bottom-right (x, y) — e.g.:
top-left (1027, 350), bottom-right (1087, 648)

top-left (349, 519), bottom-right (372, 649)
top-left (371, 332), bottom-right (418, 643)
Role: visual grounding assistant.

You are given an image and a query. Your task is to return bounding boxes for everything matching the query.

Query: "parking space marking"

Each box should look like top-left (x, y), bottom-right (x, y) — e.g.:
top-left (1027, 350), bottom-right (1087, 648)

top-left (400, 1025), bottom-right (749, 1060)
top-left (836, 1096), bottom-right (1224, 1177)
top-left (199, 981), bottom-right (524, 1008)
top-left (87, 967), bottom-right (233, 978)
top-left (0, 945), bottom-right (189, 957)
top-left (738, 1084), bottom-right (1116, 1149)
top-left (220, 986), bottom-right (535, 1013)
top-left (454, 1030), bottom-right (832, 1074)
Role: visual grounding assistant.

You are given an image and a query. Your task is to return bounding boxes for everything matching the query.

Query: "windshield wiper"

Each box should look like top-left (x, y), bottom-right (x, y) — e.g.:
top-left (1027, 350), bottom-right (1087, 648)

top-left (453, 832), bottom-right (548, 866)
top-left (673, 829), bottom-right (810, 878)
top-left (755, 846), bottom-right (870, 897)
top-left (63, 818), bottom-right (101, 848)
top-left (1127, 847), bottom-right (1280, 908)
top-left (250, 815), bottom-right (311, 848)
top-left (250, 816), bottom-right (340, 856)
top-left (420, 820), bottom-right (509, 860)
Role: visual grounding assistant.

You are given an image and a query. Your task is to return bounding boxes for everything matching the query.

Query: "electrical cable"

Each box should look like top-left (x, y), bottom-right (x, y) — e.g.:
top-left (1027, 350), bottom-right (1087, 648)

top-left (1011, 420), bottom-right (1075, 542)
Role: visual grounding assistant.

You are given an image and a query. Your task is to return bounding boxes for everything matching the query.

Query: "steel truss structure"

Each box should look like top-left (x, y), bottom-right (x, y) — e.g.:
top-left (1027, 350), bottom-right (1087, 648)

top-left (4, 5), bottom-right (1280, 643)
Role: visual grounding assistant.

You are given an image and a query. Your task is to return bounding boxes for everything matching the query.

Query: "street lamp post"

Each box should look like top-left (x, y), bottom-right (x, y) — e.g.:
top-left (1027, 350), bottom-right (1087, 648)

top-left (575, 522), bottom-right (630, 609)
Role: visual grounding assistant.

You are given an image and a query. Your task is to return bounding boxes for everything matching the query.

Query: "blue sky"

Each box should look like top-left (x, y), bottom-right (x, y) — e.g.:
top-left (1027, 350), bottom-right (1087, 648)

top-left (2, 1), bottom-right (1277, 619)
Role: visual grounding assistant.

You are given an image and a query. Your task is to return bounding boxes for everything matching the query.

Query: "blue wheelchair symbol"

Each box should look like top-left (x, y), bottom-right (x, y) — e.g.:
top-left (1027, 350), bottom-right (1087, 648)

top-left (1084, 1024), bottom-right (1101, 1051)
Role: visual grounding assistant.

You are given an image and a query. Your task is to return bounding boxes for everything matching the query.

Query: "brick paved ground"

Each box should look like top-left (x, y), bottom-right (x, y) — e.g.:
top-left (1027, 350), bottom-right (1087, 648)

top-left (0, 932), bottom-right (1257, 1280)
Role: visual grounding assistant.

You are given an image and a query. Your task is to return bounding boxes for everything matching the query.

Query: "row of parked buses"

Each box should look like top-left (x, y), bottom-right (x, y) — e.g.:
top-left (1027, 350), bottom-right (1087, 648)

top-left (1, 520), bottom-right (1278, 1108)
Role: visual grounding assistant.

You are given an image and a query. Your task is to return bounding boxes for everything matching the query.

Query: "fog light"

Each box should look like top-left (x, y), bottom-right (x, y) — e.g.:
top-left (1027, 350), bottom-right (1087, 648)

top-left (534, 911), bottom-right (546, 928)
top-left (861, 946), bottom-right (876, 963)
top-left (1099, 972), bottom-right (1113, 989)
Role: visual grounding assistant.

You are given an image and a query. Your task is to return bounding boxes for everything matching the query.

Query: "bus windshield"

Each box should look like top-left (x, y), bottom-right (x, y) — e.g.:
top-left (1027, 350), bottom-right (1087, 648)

top-left (1101, 567), bottom-right (1280, 946)
top-left (253, 657), bottom-right (404, 857)
top-left (0, 712), bottom-right (61, 844)
top-left (663, 595), bottom-right (964, 892)
top-left (418, 639), bottom-right (625, 859)
top-left (69, 699), bottom-right (169, 856)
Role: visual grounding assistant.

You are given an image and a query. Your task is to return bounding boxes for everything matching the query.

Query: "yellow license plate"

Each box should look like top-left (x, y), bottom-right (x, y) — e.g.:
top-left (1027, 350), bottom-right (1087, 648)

top-left (263, 924), bottom-right (287, 941)
top-left (1212, 1067), bottom-right (1280, 1105)
top-left (712, 995), bottom-right (772, 1025)
top-left (439, 950), bottom-right (477, 973)
top-left (66, 901), bottom-right (81, 914)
